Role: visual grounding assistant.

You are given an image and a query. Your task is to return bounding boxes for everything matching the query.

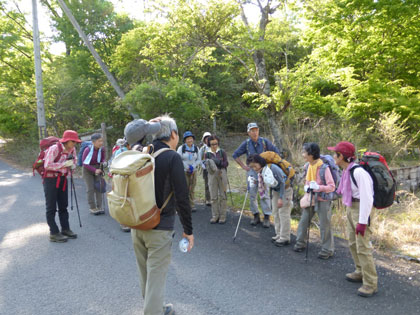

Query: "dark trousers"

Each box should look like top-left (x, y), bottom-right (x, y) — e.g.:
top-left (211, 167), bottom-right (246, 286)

top-left (43, 176), bottom-right (70, 235)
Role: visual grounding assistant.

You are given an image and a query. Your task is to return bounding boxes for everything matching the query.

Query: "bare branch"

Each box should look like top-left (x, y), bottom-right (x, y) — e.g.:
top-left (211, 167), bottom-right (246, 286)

top-left (236, 0), bottom-right (254, 40)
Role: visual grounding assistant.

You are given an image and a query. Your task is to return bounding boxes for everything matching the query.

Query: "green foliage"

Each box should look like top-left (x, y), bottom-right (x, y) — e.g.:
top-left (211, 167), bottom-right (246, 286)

top-left (124, 78), bottom-right (210, 131)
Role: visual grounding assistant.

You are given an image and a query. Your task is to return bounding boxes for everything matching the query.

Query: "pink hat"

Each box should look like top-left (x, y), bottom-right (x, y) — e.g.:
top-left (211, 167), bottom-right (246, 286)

top-left (60, 130), bottom-right (81, 143)
top-left (327, 141), bottom-right (355, 158)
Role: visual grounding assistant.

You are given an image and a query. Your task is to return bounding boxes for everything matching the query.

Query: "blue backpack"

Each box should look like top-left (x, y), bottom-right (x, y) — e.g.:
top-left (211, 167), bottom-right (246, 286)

top-left (77, 141), bottom-right (92, 166)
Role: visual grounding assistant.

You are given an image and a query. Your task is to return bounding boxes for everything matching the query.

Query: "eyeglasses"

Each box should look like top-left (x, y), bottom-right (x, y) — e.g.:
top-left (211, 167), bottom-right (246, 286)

top-left (210, 143), bottom-right (218, 146)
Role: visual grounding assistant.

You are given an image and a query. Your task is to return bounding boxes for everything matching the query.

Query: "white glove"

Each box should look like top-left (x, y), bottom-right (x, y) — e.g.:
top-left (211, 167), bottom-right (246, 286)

top-left (248, 176), bottom-right (256, 188)
top-left (71, 164), bottom-right (76, 170)
top-left (63, 160), bottom-right (74, 168)
top-left (309, 181), bottom-right (320, 190)
top-left (304, 185), bottom-right (310, 193)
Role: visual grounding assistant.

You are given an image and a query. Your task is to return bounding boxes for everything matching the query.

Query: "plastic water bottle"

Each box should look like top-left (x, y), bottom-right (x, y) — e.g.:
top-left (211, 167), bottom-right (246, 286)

top-left (178, 237), bottom-right (189, 253)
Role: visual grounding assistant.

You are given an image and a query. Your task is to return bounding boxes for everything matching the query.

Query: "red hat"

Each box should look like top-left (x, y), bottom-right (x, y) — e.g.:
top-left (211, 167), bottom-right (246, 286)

top-left (60, 130), bottom-right (81, 143)
top-left (327, 141), bottom-right (355, 158)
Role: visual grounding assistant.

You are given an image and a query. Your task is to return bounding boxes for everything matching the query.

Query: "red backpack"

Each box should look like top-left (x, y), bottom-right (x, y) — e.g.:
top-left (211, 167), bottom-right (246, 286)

top-left (32, 136), bottom-right (63, 177)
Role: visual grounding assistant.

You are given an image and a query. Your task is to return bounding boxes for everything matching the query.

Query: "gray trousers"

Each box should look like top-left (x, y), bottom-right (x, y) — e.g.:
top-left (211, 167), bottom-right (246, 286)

top-left (131, 229), bottom-right (173, 315)
top-left (296, 197), bottom-right (334, 254)
top-left (82, 167), bottom-right (102, 210)
top-left (272, 187), bottom-right (293, 242)
top-left (247, 169), bottom-right (271, 215)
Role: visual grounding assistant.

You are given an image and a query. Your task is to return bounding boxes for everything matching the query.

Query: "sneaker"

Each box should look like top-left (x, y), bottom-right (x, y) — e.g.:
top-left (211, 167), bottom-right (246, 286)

top-left (345, 271), bottom-right (363, 283)
top-left (275, 240), bottom-right (290, 247)
top-left (206, 201), bottom-right (211, 207)
top-left (61, 229), bottom-right (77, 239)
top-left (90, 208), bottom-right (101, 215)
top-left (120, 224), bottom-right (131, 232)
top-left (357, 285), bottom-right (377, 297)
top-left (271, 235), bottom-right (280, 243)
top-left (318, 251), bottom-right (333, 260)
top-left (210, 217), bottom-right (219, 224)
top-left (293, 244), bottom-right (305, 252)
top-left (262, 215), bottom-right (271, 228)
top-left (250, 214), bottom-right (261, 226)
top-left (163, 303), bottom-right (175, 315)
top-left (49, 233), bottom-right (68, 243)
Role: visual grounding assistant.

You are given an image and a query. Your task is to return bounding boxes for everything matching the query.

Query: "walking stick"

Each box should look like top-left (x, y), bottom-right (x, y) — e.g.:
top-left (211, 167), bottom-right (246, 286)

top-left (70, 171), bottom-right (82, 227)
top-left (305, 189), bottom-right (314, 262)
top-left (233, 189), bottom-right (248, 242)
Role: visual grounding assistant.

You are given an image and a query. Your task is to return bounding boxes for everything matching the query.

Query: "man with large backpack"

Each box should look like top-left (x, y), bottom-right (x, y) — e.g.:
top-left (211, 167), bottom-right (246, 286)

top-left (42, 130), bottom-right (81, 242)
top-left (127, 116), bottom-right (194, 315)
top-left (233, 122), bottom-right (280, 227)
top-left (328, 141), bottom-right (378, 297)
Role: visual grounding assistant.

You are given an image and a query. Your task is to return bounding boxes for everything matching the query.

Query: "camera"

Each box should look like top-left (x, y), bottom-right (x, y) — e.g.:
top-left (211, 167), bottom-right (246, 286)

top-left (67, 154), bottom-right (74, 160)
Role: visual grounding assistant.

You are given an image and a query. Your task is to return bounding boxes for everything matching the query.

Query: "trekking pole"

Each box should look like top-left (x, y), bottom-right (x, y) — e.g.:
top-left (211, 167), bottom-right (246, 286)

top-left (233, 189), bottom-right (248, 242)
top-left (71, 171), bottom-right (82, 227)
top-left (305, 189), bottom-right (314, 262)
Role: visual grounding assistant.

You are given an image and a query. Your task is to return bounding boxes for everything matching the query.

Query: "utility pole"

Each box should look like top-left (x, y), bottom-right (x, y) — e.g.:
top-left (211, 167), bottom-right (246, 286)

top-left (32, 0), bottom-right (47, 139)
top-left (56, 0), bottom-right (138, 119)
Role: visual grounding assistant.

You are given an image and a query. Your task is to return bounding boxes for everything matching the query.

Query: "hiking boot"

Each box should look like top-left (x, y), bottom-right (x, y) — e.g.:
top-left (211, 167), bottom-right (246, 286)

top-left (61, 229), bottom-right (77, 239)
top-left (120, 224), bottom-right (131, 232)
top-left (49, 233), bottom-right (68, 243)
top-left (293, 244), bottom-right (305, 252)
top-left (210, 217), bottom-right (219, 224)
top-left (346, 272), bottom-right (363, 283)
top-left (206, 201), bottom-right (211, 207)
top-left (318, 251), bottom-right (333, 260)
top-left (357, 285), bottom-right (377, 297)
top-left (250, 213), bottom-right (261, 226)
top-left (275, 240), bottom-right (290, 247)
top-left (163, 303), bottom-right (175, 315)
top-left (90, 208), bottom-right (101, 215)
top-left (191, 206), bottom-right (197, 212)
top-left (218, 218), bottom-right (226, 224)
top-left (262, 215), bottom-right (271, 228)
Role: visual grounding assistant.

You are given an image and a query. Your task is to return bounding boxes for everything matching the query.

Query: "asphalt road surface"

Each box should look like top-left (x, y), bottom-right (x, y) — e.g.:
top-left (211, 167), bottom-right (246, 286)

top-left (1, 159), bottom-right (420, 315)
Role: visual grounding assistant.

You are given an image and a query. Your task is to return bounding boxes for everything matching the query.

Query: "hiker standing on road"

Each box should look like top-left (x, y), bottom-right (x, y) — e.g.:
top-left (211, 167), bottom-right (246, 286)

top-left (130, 115), bottom-right (194, 315)
top-left (177, 131), bottom-right (201, 211)
top-left (247, 154), bottom-right (288, 243)
top-left (43, 130), bottom-right (81, 242)
top-left (328, 141), bottom-right (378, 297)
top-left (82, 133), bottom-right (106, 215)
top-left (232, 122), bottom-right (279, 227)
top-left (294, 142), bottom-right (335, 259)
top-left (204, 135), bottom-right (229, 224)
top-left (199, 131), bottom-right (212, 206)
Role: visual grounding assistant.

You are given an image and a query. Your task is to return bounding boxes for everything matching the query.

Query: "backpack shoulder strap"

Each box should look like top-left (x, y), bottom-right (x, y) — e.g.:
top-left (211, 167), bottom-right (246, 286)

top-left (262, 138), bottom-right (267, 152)
top-left (153, 147), bottom-right (172, 159)
top-left (319, 163), bottom-right (328, 185)
top-left (56, 143), bottom-right (64, 161)
top-left (349, 165), bottom-right (361, 188)
top-left (181, 144), bottom-right (186, 154)
top-left (160, 192), bottom-right (174, 212)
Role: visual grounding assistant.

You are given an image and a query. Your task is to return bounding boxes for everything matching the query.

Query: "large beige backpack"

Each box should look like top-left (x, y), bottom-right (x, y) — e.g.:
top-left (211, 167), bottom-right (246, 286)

top-left (107, 148), bottom-right (172, 230)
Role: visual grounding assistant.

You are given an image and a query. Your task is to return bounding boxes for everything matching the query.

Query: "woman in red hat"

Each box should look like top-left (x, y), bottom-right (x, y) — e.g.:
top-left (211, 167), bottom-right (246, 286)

top-left (43, 130), bottom-right (81, 242)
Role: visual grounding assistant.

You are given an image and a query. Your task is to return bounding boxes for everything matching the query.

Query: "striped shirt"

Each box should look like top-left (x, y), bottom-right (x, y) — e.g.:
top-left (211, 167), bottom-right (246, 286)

top-left (44, 143), bottom-right (77, 176)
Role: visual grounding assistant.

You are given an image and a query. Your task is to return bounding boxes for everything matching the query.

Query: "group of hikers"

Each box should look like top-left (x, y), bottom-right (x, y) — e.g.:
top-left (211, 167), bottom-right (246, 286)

top-left (39, 115), bottom-right (380, 315)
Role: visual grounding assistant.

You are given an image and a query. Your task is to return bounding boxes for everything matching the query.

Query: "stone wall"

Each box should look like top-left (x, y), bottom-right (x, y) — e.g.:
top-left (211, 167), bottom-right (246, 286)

top-left (391, 166), bottom-right (420, 191)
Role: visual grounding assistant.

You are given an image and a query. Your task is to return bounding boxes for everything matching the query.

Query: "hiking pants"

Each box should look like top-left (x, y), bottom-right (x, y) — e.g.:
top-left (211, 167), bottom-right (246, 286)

top-left (347, 202), bottom-right (378, 289)
top-left (271, 187), bottom-right (293, 242)
top-left (82, 167), bottom-right (102, 210)
top-left (208, 169), bottom-right (228, 220)
top-left (43, 176), bottom-right (70, 235)
top-left (296, 198), bottom-right (334, 255)
top-left (247, 169), bottom-right (271, 215)
top-left (131, 229), bottom-right (173, 315)
top-left (185, 171), bottom-right (197, 208)
top-left (203, 169), bottom-right (211, 203)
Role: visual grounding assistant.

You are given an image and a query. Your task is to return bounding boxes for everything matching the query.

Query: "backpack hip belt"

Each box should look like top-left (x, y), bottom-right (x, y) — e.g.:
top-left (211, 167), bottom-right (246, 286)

top-left (44, 171), bottom-right (64, 178)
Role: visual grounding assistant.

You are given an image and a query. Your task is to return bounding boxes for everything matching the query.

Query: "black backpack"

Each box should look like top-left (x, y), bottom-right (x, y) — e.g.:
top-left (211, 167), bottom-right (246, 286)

top-left (182, 144), bottom-right (198, 154)
top-left (350, 152), bottom-right (396, 209)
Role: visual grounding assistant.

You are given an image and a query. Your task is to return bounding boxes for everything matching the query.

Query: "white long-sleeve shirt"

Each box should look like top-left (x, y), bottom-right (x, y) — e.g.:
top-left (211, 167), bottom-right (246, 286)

top-left (177, 144), bottom-right (201, 172)
top-left (351, 166), bottom-right (374, 224)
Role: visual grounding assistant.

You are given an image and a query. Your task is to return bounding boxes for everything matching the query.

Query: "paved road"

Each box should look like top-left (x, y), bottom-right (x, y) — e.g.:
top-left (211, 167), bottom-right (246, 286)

top-left (1, 159), bottom-right (420, 315)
